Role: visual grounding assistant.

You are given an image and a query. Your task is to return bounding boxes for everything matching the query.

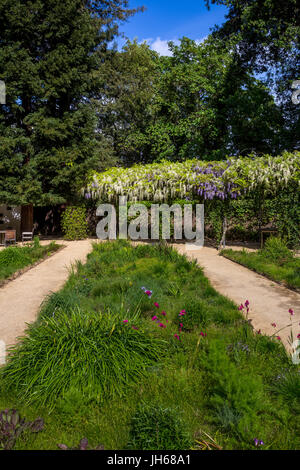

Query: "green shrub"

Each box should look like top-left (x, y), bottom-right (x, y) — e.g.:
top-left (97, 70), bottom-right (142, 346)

top-left (203, 340), bottom-right (265, 442)
top-left (263, 237), bottom-right (293, 264)
top-left (61, 206), bottom-right (88, 240)
top-left (127, 404), bottom-right (192, 450)
top-left (2, 309), bottom-right (166, 406)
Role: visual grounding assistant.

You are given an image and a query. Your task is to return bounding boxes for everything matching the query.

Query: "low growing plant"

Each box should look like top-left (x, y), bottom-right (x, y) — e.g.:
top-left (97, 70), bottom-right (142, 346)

top-left (127, 403), bottom-right (192, 450)
top-left (0, 409), bottom-right (44, 450)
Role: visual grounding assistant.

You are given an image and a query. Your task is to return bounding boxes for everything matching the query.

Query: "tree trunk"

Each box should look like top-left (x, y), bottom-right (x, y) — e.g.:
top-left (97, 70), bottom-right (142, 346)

top-left (219, 215), bottom-right (228, 250)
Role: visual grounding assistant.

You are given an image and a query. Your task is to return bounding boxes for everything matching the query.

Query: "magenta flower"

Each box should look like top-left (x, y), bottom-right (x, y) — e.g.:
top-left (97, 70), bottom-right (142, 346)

top-left (289, 309), bottom-right (294, 316)
top-left (238, 304), bottom-right (244, 311)
top-left (174, 334), bottom-right (180, 340)
top-left (245, 300), bottom-right (249, 307)
top-left (179, 310), bottom-right (186, 316)
top-left (159, 323), bottom-right (166, 328)
top-left (200, 332), bottom-right (207, 337)
top-left (152, 316), bottom-right (158, 321)
top-left (271, 323), bottom-right (277, 328)
top-left (154, 302), bottom-right (159, 308)
top-left (145, 290), bottom-right (152, 298)
top-left (123, 320), bottom-right (129, 324)
top-left (161, 311), bottom-right (166, 316)
top-left (276, 336), bottom-right (281, 340)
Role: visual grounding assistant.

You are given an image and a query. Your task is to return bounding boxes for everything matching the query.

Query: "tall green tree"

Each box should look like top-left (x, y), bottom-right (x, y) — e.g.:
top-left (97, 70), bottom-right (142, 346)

top-left (204, 0), bottom-right (300, 151)
top-left (97, 37), bottom-right (283, 163)
top-left (0, 0), bottom-right (141, 205)
top-left (95, 39), bottom-right (160, 165)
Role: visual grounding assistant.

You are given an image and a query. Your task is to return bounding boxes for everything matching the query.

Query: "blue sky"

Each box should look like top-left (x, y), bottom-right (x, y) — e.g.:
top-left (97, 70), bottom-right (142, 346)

top-left (118, 1), bottom-right (228, 55)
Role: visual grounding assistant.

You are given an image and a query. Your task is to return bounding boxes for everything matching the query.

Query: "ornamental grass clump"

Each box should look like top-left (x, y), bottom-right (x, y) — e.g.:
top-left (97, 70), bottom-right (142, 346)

top-left (1, 309), bottom-right (166, 407)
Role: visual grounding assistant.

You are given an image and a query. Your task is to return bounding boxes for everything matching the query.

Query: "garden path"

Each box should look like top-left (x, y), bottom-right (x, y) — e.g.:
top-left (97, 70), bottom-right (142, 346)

top-left (173, 245), bottom-right (300, 352)
top-left (0, 239), bottom-right (94, 360)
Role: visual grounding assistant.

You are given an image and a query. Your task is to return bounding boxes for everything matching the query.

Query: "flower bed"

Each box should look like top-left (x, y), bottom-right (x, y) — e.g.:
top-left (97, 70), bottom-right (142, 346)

top-left (0, 240), bottom-right (299, 450)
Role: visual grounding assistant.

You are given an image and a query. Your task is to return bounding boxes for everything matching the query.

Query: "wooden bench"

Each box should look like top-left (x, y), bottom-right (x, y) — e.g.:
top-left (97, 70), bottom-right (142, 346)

top-left (4, 230), bottom-right (17, 246)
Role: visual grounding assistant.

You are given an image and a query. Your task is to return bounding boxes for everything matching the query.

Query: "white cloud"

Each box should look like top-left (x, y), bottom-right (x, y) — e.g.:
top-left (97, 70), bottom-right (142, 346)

top-left (141, 36), bottom-right (208, 56)
top-left (150, 37), bottom-right (180, 56)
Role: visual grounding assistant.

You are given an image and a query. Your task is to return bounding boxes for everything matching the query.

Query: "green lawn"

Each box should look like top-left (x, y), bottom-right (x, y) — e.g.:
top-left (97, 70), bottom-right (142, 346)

top-left (221, 248), bottom-right (300, 291)
top-left (0, 240), bottom-right (299, 450)
top-left (0, 239), bottom-right (61, 281)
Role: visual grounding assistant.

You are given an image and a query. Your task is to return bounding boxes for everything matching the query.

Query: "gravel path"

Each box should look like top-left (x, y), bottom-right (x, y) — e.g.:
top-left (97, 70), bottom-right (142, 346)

top-left (0, 239), bottom-right (94, 360)
top-left (173, 245), bottom-right (300, 353)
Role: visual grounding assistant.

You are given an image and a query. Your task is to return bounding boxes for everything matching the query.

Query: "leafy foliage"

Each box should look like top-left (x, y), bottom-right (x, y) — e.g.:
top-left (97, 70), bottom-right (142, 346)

top-left (61, 206), bottom-right (88, 240)
top-left (205, 0), bottom-right (300, 151)
top-left (0, 0), bottom-right (140, 205)
top-left (0, 409), bottom-right (43, 450)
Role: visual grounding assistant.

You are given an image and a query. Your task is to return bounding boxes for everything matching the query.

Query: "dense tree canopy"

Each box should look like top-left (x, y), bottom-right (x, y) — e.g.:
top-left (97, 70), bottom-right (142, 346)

top-left (204, 0), bottom-right (300, 150)
top-left (0, 0), bottom-right (141, 205)
top-left (97, 37), bottom-right (285, 163)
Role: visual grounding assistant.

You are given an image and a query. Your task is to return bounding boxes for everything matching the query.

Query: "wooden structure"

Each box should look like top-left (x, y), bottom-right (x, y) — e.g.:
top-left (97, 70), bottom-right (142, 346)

top-left (259, 225), bottom-right (278, 249)
top-left (0, 230), bottom-right (17, 246)
top-left (21, 205), bottom-right (34, 233)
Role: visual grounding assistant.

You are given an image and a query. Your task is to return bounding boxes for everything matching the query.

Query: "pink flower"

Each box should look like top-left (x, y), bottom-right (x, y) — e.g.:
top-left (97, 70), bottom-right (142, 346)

top-left (271, 323), bottom-right (277, 328)
top-left (179, 310), bottom-right (186, 316)
top-left (154, 302), bottom-right (160, 308)
top-left (200, 332), bottom-right (207, 337)
top-left (161, 311), bottom-right (166, 316)
top-left (276, 336), bottom-right (281, 340)
top-left (152, 316), bottom-right (158, 321)
top-left (145, 290), bottom-right (152, 298)
top-left (174, 334), bottom-right (180, 340)
top-left (159, 323), bottom-right (166, 328)
top-left (245, 300), bottom-right (249, 307)
top-left (289, 309), bottom-right (294, 316)
top-left (238, 304), bottom-right (244, 311)
top-left (123, 320), bottom-right (129, 324)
